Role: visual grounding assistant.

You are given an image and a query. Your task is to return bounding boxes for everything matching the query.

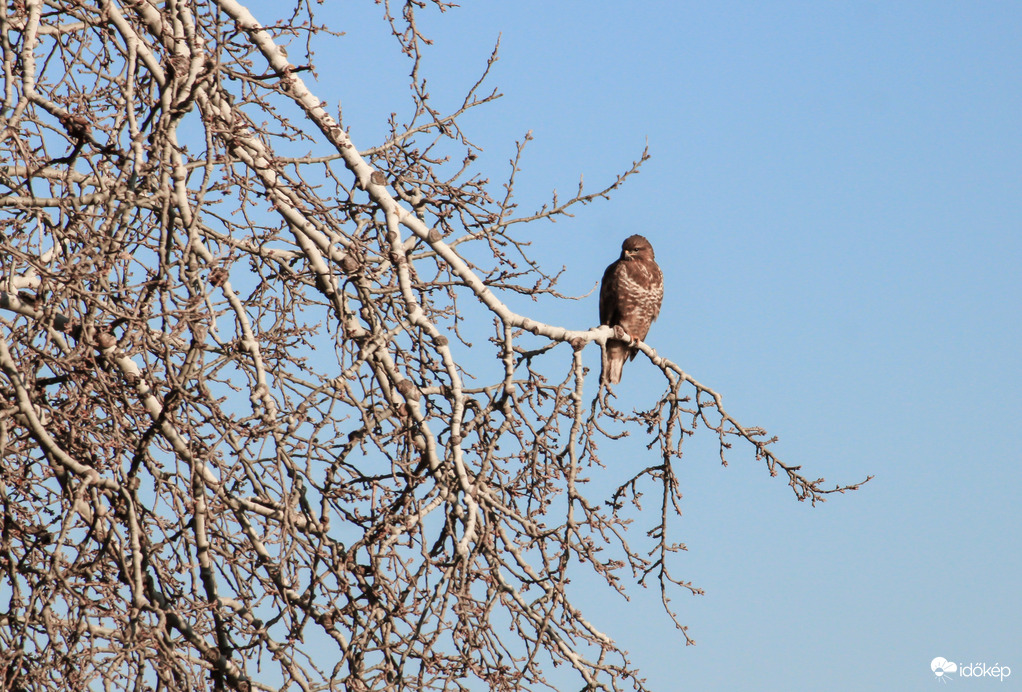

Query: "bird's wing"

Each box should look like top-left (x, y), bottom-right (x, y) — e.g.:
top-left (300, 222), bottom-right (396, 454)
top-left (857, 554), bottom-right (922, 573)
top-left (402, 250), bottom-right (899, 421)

top-left (599, 260), bottom-right (620, 326)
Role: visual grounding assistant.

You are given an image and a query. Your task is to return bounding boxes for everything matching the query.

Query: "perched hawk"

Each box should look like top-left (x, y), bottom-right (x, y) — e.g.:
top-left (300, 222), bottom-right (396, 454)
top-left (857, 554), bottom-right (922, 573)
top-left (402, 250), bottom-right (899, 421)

top-left (599, 234), bottom-right (664, 385)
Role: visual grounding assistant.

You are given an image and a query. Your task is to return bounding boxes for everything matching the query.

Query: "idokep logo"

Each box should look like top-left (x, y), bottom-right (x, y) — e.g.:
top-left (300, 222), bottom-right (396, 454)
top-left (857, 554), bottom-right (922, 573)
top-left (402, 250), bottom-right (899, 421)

top-left (931, 657), bottom-right (1012, 683)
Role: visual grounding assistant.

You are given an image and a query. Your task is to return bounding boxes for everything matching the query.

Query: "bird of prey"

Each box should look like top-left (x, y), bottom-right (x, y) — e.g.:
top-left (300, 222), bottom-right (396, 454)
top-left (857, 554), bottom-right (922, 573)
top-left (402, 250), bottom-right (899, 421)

top-left (599, 234), bottom-right (664, 385)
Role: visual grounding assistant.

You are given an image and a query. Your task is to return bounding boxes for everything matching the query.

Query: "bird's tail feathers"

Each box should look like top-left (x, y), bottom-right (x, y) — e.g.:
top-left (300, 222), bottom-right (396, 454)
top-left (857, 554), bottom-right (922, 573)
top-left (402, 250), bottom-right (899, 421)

top-left (601, 340), bottom-right (630, 385)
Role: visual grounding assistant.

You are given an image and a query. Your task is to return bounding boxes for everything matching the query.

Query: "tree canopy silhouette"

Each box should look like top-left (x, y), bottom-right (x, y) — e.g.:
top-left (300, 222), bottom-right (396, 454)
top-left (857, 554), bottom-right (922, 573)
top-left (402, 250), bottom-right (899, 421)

top-left (0, 1), bottom-right (869, 689)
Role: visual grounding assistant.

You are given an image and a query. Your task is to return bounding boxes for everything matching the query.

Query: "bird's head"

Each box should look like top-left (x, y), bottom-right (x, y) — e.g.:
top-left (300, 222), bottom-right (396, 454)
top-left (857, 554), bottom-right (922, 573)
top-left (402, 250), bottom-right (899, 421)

top-left (620, 234), bottom-right (655, 261)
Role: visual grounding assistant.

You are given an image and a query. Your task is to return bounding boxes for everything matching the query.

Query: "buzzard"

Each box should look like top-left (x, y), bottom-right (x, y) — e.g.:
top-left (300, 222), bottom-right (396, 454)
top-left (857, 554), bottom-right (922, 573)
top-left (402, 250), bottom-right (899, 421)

top-left (599, 234), bottom-right (664, 385)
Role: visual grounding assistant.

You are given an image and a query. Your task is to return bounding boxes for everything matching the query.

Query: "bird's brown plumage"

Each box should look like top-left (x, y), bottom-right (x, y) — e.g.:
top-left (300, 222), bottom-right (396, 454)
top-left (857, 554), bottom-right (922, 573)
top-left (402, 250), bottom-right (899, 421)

top-left (599, 234), bottom-right (664, 385)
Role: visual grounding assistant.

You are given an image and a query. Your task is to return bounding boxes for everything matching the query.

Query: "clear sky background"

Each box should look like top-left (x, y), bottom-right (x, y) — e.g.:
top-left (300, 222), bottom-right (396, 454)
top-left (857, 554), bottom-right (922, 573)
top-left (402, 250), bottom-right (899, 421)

top-left (249, 1), bottom-right (1021, 689)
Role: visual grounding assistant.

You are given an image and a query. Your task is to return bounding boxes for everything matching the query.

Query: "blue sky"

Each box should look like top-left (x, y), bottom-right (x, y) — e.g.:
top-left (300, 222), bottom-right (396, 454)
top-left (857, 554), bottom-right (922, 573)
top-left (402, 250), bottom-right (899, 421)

top-left (251, 1), bottom-right (1021, 689)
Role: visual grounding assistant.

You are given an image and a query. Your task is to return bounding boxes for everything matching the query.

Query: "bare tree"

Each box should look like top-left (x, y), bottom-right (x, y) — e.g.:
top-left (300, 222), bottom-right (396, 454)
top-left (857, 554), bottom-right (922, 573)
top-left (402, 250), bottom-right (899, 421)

top-left (0, 1), bottom-right (870, 690)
